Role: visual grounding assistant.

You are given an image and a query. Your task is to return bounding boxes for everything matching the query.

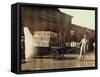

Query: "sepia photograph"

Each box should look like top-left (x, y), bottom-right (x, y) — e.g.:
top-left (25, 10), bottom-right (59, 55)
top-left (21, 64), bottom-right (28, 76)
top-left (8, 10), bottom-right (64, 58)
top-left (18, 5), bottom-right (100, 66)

top-left (19, 3), bottom-right (97, 72)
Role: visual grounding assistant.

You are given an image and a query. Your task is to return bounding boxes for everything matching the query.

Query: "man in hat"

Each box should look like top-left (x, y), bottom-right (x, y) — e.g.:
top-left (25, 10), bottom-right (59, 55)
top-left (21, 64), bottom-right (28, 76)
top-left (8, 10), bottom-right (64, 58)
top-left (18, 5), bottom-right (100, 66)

top-left (78, 34), bottom-right (88, 61)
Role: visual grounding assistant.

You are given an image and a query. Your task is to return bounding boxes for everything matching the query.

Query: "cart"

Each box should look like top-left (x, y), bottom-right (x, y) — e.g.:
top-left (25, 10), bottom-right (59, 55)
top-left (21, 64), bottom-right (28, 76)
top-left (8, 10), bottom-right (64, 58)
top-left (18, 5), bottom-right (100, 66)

top-left (33, 31), bottom-right (79, 59)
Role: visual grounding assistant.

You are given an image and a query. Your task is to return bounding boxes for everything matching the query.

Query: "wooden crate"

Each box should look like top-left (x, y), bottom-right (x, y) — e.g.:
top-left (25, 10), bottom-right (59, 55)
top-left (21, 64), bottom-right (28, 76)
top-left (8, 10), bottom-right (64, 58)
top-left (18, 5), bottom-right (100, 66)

top-left (66, 42), bottom-right (78, 47)
top-left (33, 36), bottom-right (50, 42)
top-left (33, 41), bottom-right (50, 47)
top-left (34, 31), bottom-right (57, 37)
top-left (33, 31), bottom-right (58, 47)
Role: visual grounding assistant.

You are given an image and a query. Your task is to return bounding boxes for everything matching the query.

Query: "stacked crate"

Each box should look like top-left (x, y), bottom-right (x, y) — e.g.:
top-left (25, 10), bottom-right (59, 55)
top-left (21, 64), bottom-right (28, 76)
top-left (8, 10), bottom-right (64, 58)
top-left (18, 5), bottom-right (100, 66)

top-left (33, 31), bottom-right (58, 47)
top-left (65, 42), bottom-right (79, 47)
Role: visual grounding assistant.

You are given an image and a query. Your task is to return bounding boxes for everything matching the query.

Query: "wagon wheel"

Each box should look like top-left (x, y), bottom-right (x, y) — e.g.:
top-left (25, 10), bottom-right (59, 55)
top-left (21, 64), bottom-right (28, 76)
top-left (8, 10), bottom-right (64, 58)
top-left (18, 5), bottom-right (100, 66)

top-left (49, 49), bottom-right (59, 59)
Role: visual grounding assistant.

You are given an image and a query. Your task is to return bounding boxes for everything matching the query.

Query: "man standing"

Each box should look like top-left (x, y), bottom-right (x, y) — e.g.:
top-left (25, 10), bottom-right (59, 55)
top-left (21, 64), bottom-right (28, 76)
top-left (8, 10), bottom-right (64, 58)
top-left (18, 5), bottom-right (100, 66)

top-left (21, 35), bottom-right (25, 63)
top-left (93, 42), bottom-right (95, 52)
top-left (78, 34), bottom-right (88, 61)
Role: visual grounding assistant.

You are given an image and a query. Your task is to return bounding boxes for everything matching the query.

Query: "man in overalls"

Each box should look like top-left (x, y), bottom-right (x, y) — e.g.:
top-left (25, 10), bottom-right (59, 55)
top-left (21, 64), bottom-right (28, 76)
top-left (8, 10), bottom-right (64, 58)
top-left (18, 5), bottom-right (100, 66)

top-left (78, 34), bottom-right (88, 61)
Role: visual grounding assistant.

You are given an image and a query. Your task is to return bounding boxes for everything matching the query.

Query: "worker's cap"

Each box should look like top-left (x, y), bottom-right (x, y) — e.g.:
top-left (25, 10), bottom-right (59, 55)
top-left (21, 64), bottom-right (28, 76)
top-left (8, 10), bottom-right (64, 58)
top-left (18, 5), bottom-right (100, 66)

top-left (83, 34), bottom-right (86, 37)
